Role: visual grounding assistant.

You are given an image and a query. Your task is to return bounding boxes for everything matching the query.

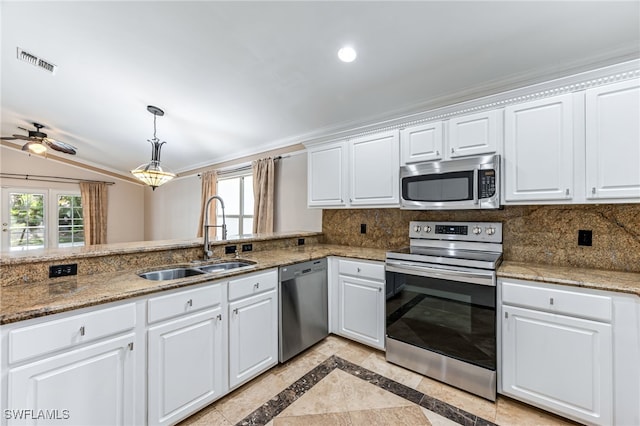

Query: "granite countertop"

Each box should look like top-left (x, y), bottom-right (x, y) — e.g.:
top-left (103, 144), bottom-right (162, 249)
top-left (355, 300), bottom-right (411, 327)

top-left (3, 244), bottom-right (639, 325)
top-left (0, 244), bottom-right (386, 325)
top-left (498, 260), bottom-right (640, 297)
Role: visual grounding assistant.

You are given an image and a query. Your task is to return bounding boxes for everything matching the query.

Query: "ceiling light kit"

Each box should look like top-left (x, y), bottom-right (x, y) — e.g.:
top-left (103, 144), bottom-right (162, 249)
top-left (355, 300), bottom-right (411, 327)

top-left (338, 46), bottom-right (357, 63)
top-left (0, 122), bottom-right (77, 155)
top-left (131, 105), bottom-right (176, 191)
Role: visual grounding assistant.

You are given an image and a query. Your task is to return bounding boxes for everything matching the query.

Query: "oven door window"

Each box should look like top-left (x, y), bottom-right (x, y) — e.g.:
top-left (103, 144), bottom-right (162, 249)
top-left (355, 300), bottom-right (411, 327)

top-left (386, 272), bottom-right (495, 370)
top-left (402, 171), bottom-right (474, 202)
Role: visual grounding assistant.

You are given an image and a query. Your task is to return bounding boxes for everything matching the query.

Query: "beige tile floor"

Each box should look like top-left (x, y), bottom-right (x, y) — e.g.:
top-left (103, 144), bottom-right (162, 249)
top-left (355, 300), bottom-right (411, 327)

top-left (179, 335), bottom-right (579, 426)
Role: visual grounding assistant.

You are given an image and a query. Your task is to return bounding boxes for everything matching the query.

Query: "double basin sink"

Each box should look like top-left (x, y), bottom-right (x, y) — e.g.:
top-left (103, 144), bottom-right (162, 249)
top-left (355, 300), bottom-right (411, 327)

top-left (138, 260), bottom-right (255, 281)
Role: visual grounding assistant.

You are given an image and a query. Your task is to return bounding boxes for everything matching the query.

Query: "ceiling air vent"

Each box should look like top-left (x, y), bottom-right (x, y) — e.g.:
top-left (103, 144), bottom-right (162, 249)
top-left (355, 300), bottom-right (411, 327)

top-left (17, 47), bottom-right (57, 74)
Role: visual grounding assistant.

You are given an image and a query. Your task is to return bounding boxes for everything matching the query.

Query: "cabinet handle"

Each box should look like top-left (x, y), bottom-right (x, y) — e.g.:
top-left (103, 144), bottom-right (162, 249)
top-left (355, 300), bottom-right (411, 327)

top-left (254, 282), bottom-right (260, 289)
top-left (550, 297), bottom-right (554, 305)
top-left (357, 267), bottom-right (361, 273)
top-left (565, 188), bottom-right (570, 196)
top-left (217, 314), bottom-right (222, 321)
top-left (233, 308), bottom-right (238, 315)
top-left (505, 312), bottom-right (509, 319)
top-left (436, 150), bottom-right (440, 156)
top-left (451, 147), bottom-right (455, 154)
top-left (187, 299), bottom-right (193, 307)
top-left (79, 326), bottom-right (85, 336)
top-left (378, 287), bottom-right (382, 292)
top-left (592, 187), bottom-right (596, 195)
top-left (128, 342), bottom-right (134, 351)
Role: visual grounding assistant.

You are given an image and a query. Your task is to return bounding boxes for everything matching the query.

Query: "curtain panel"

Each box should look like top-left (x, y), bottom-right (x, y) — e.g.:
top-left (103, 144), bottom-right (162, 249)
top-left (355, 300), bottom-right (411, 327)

top-left (79, 182), bottom-right (108, 245)
top-left (252, 157), bottom-right (275, 234)
top-left (197, 170), bottom-right (218, 238)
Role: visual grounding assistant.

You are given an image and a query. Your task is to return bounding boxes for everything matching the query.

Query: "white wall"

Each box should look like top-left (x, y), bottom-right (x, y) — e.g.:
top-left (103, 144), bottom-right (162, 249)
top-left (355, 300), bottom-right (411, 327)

top-left (274, 151), bottom-right (322, 232)
top-left (144, 150), bottom-right (322, 240)
top-left (0, 147), bottom-right (145, 244)
top-left (144, 174), bottom-right (201, 240)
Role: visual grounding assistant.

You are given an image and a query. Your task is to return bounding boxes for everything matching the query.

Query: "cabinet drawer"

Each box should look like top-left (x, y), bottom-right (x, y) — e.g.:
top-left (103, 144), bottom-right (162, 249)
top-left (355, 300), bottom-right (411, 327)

top-left (501, 280), bottom-right (612, 322)
top-left (228, 269), bottom-right (277, 301)
top-left (148, 283), bottom-right (223, 324)
top-left (8, 302), bottom-right (136, 364)
top-left (338, 259), bottom-right (384, 281)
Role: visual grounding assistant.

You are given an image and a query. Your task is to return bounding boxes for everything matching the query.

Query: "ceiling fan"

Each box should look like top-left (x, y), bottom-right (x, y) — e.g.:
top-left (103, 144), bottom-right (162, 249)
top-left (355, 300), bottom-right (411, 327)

top-left (1, 122), bottom-right (77, 155)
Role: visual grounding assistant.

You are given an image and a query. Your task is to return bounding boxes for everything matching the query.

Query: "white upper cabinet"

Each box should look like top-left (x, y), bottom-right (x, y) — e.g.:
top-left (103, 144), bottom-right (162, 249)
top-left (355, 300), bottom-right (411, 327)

top-left (448, 110), bottom-right (501, 158)
top-left (400, 110), bottom-right (500, 166)
top-left (585, 78), bottom-right (640, 201)
top-left (349, 130), bottom-right (400, 206)
top-left (307, 141), bottom-right (348, 207)
top-left (504, 94), bottom-right (574, 202)
top-left (400, 121), bottom-right (443, 164)
top-left (307, 130), bottom-right (400, 208)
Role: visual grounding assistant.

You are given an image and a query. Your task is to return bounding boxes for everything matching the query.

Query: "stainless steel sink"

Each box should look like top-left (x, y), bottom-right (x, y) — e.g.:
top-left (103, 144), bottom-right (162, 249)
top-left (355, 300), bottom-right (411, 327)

top-left (138, 260), bottom-right (256, 280)
top-left (196, 260), bottom-right (255, 273)
top-left (138, 267), bottom-right (205, 281)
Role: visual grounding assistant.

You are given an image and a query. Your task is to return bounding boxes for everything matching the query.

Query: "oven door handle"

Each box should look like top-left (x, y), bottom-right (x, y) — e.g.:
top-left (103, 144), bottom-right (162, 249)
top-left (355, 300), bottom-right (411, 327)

top-left (385, 260), bottom-right (495, 286)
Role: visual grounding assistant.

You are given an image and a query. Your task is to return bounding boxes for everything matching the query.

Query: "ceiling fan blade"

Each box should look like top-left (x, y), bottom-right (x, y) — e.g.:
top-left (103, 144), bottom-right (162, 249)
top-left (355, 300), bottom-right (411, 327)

top-left (2, 134), bottom-right (34, 141)
top-left (44, 138), bottom-right (77, 155)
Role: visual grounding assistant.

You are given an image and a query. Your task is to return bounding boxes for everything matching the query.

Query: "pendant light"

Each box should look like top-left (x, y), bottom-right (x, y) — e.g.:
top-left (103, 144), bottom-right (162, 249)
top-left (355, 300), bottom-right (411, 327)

top-left (131, 105), bottom-right (176, 190)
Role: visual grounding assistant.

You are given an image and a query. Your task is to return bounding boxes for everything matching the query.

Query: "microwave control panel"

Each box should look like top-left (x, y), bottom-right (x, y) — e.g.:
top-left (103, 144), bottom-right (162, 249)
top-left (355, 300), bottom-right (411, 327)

top-left (478, 169), bottom-right (496, 198)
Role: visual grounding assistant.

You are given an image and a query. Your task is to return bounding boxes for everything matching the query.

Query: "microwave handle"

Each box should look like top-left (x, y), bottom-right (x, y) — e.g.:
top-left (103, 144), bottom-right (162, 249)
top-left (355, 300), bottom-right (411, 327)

top-left (473, 169), bottom-right (479, 205)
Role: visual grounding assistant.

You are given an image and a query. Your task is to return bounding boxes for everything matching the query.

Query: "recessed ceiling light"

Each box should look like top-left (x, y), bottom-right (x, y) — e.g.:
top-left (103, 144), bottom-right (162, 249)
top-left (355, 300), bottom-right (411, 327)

top-left (338, 46), bottom-right (357, 63)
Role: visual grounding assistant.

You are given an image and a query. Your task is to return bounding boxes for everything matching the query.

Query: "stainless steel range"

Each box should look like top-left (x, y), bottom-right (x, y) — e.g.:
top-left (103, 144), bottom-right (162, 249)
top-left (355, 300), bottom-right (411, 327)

top-left (385, 220), bottom-right (503, 401)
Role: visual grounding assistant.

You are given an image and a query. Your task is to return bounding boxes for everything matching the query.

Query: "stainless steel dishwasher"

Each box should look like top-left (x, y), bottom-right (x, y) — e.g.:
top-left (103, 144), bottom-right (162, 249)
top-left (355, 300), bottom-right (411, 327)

top-left (278, 258), bottom-right (328, 362)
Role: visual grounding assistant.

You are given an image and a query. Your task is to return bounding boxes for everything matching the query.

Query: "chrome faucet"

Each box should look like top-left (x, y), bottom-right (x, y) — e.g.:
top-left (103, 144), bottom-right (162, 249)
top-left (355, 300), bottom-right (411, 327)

top-left (203, 195), bottom-right (227, 260)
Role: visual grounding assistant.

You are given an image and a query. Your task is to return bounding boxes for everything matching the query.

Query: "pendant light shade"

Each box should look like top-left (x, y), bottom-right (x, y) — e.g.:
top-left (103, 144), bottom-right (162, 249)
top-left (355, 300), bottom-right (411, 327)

top-left (131, 106), bottom-right (175, 190)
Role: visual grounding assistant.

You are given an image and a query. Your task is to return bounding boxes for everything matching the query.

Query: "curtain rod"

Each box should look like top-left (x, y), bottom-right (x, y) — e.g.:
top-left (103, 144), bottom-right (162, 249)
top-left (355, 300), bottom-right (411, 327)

top-left (197, 155), bottom-right (284, 178)
top-left (0, 173), bottom-right (115, 185)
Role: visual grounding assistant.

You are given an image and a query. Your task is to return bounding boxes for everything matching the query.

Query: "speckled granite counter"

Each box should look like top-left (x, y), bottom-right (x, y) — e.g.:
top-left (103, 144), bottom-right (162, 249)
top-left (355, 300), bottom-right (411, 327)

top-left (498, 261), bottom-right (640, 297)
top-left (0, 244), bottom-right (386, 325)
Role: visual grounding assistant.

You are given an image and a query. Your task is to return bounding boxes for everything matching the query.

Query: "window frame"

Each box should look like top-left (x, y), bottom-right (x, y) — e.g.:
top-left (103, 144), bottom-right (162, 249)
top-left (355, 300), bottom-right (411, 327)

top-left (215, 170), bottom-right (254, 238)
top-left (1, 187), bottom-right (85, 251)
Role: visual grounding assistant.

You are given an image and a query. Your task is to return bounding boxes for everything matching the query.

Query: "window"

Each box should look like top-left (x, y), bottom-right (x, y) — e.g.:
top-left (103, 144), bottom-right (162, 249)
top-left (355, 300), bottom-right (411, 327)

top-left (7, 191), bottom-right (46, 251)
top-left (2, 189), bottom-right (84, 251)
top-left (216, 172), bottom-right (253, 238)
top-left (57, 194), bottom-right (84, 248)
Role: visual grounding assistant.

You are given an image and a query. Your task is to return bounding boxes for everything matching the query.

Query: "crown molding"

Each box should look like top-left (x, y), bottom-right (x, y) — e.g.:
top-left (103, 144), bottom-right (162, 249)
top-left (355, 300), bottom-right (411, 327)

top-left (302, 59), bottom-right (640, 147)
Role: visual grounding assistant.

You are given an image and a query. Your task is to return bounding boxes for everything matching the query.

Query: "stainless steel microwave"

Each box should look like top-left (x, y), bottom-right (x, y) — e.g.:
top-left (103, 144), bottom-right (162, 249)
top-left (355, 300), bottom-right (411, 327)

top-left (400, 154), bottom-right (500, 210)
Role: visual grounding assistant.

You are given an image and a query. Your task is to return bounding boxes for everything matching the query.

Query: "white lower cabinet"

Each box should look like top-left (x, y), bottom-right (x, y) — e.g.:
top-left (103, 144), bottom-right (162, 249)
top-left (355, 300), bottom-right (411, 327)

top-left (499, 278), bottom-right (616, 425)
top-left (1, 302), bottom-right (139, 426)
top-left (332, 258), bottom-right (385, 350)
top-left (228, 269), bottom-right (278, 390)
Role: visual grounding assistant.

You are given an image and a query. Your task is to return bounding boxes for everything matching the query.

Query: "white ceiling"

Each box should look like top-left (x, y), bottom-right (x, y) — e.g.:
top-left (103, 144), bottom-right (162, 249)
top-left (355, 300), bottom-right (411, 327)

top-left (1, 1), bottom-right (639, 177)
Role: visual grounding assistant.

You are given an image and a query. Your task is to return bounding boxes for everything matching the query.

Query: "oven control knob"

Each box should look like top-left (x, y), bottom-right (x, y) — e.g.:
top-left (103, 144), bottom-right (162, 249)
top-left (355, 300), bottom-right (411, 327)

top-left (424, 226), bottom-right (432, 233)
top-left (485, 227), bottom-right (496, 235)
top-left (472, 226), bottom-right (482, 235)
top-left (413, 225), bottom-right (421, 233)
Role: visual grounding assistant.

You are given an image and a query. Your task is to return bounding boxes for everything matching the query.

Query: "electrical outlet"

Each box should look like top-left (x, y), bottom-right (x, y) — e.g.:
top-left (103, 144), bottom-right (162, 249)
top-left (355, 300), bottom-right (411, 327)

top-left (242, 243), bottom-right (253, 252)
top-left (49, 263), bottom-right (78, 278)
top-left (298, 238), bottom-right (305, 246)
top-left (578, 230), bottom-right (593, 246)
top-left (225, 245), bottom-right (237, 254)
top-left (360, 224), bottom-right (367, 234)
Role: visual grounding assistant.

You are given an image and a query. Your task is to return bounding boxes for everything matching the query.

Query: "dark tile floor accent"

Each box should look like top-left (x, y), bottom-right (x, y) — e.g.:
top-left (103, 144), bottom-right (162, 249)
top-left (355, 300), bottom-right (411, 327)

top-left (236, 355), bottom-right (497, 426)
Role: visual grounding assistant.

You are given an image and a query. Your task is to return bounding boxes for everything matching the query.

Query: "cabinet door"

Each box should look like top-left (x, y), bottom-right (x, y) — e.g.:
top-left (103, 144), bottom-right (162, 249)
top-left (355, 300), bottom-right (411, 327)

top-left (337, 275), bottom-right (384, 350)
top-left (228, 289), bottom-right (278, 389)
top-left (349, 130), bottom-right (400, 206)
top-left (400, 122), bottom-right (443, 164)
top-left (7, 334), bottom-right (135, 426)
top-left (586, 79), bottom-right (640, 200)
top-left (504, 94), bottom-right (574, 202)
top-left (501, 305), bottom-right (612, 425)
top-left (448, 110), bottom-right (500, 158)
top-left (147, 308), bottom-right (225, 426)
top-left (307, 141), bottom-right (348, 207)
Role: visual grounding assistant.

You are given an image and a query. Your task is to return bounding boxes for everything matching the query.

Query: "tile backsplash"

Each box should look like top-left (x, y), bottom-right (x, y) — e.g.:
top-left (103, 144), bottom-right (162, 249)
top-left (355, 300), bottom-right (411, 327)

top-left (322, 204), bottom-right (640, 272)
